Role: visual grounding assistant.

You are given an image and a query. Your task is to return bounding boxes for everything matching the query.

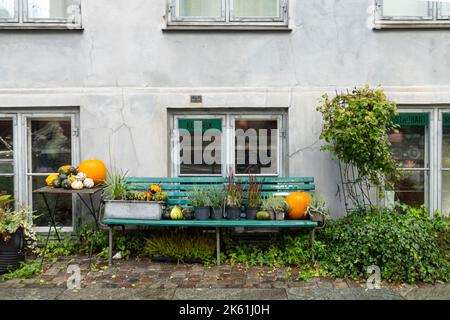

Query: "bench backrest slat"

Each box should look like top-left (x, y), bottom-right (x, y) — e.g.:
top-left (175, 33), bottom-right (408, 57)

top-left (125, 177), bottom-right (315, 208)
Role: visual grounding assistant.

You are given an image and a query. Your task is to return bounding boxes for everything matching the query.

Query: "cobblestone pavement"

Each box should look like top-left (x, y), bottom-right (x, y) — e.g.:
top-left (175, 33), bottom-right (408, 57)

top-left (0, 255), bottom-right (448, 300)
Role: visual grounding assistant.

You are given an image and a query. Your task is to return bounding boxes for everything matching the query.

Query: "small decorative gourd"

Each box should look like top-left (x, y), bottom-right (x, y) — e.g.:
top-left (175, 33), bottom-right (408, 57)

top-left (71, 180), bottom-right (84, 190)
top-left (83, 178), bottom-right (94, 189)
top-left (76, 172), bottom-right (87, 181)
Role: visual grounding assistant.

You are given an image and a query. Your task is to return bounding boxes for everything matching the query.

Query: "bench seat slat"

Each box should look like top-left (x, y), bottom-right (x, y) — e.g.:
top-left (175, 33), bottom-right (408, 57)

top-left (103, 218), bottom-right (318, 228)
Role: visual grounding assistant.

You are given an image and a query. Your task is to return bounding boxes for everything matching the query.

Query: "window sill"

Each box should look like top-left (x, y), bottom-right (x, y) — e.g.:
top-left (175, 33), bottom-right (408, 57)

top-left (0, 23), bottom-right (83, 30)
top-left (374, 20), bottom-right (450, 30)
top-left (163, 25), bottom-right (292, 32)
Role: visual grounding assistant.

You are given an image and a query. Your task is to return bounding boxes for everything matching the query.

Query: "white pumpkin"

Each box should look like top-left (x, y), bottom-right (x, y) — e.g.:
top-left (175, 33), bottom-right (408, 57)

top-left (76, 172), bottom-right (87, 181)
top-left (71, 180), bottom-right (84, 190)
top-left (83, 178), bottom-right (94, 189)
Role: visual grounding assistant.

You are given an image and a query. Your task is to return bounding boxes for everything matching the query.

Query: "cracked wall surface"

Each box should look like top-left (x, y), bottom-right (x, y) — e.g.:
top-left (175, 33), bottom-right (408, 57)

top-left (0, 0), bottom-right (450, 217)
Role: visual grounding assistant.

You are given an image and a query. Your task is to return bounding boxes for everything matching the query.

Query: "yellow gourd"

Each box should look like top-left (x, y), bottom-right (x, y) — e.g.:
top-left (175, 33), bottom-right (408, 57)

top-left (46, 174), bottom-right (59, 186)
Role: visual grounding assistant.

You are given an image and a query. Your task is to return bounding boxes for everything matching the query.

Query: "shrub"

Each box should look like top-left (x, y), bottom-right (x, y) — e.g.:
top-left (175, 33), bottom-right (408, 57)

top-left (316, 206), bottom-right (450, 283)
top-left (224, 234), bottom-right (317, 268)
top-left (144, 230), bottom-right (216, 264)
top-left (2, 261), bottom-right (41, 280)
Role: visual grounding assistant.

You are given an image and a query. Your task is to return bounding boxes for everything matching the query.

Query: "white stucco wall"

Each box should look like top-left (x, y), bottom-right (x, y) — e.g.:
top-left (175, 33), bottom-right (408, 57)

top-left (1, 0), bottom-right (450, 217)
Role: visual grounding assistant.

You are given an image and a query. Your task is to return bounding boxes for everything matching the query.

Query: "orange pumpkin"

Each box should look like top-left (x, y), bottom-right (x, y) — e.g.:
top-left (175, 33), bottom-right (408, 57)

top-left (77, 159), bottom-right (107, 185)
top-left (285, 192), bottom-right (312, 220)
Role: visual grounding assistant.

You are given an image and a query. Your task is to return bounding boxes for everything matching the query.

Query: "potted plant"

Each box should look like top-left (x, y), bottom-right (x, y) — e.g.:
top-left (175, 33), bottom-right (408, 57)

top-left (307, 195), bottom-right (330, 223)
top-left (245, 175), bottom-right (262, 220)
top-left (226, 172), bottom-right (243, 220)
top-left (261, 195), bottom-right (288, 221)
top-left (103, 170), bottom-right (168, 220)
top-left (207, 186), bottom-right (226, 220)
top-left (188, 188), bottom-right (210, 220)
top-left (0, 195), bottom-right (36, 274)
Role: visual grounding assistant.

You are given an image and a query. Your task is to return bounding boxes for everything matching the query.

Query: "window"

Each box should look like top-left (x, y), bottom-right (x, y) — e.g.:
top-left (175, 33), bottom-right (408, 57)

top-left (0, 117), bottom-right (16, 203)
top-left (0, 111), bottom-right (79, 232)
top-left (167, 0), bottom-right (289, 29)
top-left (0, 0), bottom-right (81, 28)
top-left (386, 109), bottom-right (450, 217)
top-left (441, 114), bottom-right (450, 215)
top-left (172, 111), bottom-right (285, 177)
top-left (27, 118), bottom-right (74, 228)
top-left (375, 0), bottom-right (450, 28)
top-left (388, 113), bottom-right (430, 208)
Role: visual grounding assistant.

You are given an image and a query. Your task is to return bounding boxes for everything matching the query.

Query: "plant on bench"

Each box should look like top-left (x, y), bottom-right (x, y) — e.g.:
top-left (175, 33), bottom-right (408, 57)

top-left (207, 186), bottom-right (227, 220)
top-left (103, 171), bottom-right (169, 220)
top-left (188, 188), bottom-right (211, 220)
top-left (225, 173), bottom-right (243, 220)
top-left (245, 175), bottom-right (262, 220)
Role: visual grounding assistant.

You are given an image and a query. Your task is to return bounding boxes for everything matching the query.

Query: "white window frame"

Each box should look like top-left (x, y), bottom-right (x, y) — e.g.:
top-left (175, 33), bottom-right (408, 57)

top-left (0, 0), bottom-right (82, 29)
top-left (376, 0), bottom-right (433, 21)
top-left (166, 0), bottom-right (289, 29)
top-left (0, 0), bottom-right (19, 23)
top-left (171, 111), bottom-right (286, 177)
top-left (170, 0), bottom-right (226, 23)
top-left (374, 0), bottom-right (450, 29)
top-left (229, 0), bottom-right (286, 23)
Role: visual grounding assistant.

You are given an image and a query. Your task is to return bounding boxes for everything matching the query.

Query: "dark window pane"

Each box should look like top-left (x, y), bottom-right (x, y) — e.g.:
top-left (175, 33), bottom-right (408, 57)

top-left (235, 119), bottom-right (278, 175)
top-left (392, 171), bottom-right (425, 208)
top-left (32, 176), bottom-right (72, 227)
top-left (0, 119), bottom-right (14, 160)
top-left (31, 120), bottom-right (72, 173)
top-left (0, 176), bottom-right (13, 197)
top-left (178, 119), bottom-right (222, 175)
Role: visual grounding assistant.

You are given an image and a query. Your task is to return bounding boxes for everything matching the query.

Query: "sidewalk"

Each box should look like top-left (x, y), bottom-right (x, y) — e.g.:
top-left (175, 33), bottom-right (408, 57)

top-left (0, 256), bottom-right (448, 300)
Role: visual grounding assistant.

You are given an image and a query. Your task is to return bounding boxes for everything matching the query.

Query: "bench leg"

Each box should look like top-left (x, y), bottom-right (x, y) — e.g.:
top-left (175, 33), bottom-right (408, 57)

top-left (108, 226), bottom-right (113, 266)
top-left (310, 228), bottom-right (316, 263)
top-left (216, 227), bottom-right (220, 266)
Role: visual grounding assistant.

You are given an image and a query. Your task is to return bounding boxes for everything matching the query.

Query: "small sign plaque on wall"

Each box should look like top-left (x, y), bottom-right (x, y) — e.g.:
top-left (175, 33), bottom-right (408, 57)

top-left (190, 95), bottom-right (202, 103)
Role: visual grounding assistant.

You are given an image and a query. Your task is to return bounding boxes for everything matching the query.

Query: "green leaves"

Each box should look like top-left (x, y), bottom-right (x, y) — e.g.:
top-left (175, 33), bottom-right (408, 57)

top-left (317, 205), bottom-right (450, 283)
top-left (317, 86), bottom-right (400, 194)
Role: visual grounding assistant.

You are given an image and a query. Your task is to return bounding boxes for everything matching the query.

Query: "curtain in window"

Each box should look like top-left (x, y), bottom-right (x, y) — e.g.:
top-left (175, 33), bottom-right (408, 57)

top-left (382, 0), bottom-right (429, 17)
top-left (28, 0), bottom-right (77, 19)
top-left (178, 0), bottom-right (222, 17)
top-left (0, 0), bottom-right (15, 19)
top-left (233, 0), bottom-right (278, 17)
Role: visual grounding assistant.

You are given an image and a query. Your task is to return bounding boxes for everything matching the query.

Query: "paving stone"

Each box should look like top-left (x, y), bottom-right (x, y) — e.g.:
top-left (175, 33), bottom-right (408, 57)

top-left (57, 288), bottom-right (175, 300)
top-left (399, 285), bottom-right (450, 300)
top-left (173, 288), bottom-right (288, 300)
top-left (287, 288), bottom-right (404, 300)
top-left (333, 279), bottom-right (349, 289)
top-left (0, 288), bottom-right (65, 300)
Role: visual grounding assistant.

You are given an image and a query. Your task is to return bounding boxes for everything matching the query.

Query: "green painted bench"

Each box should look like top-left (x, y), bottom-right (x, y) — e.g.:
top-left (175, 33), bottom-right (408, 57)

top-left (102, 177), bottom-right (318, 265)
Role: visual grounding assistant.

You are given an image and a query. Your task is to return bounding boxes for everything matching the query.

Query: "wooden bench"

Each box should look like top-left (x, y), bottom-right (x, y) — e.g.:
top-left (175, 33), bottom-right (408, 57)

top-left (102, 177), bottom-right (318, 265)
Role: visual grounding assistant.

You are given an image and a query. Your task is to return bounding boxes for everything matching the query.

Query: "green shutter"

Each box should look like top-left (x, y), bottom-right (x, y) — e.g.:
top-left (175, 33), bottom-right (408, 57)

top-left (178, 119), bottom-right (222, 133)
top-left (393, 113), bottom-right (429, 127)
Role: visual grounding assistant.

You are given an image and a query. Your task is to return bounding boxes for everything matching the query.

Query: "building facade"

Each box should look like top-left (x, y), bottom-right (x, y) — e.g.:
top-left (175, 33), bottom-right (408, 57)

top-left (0, 0), bottom-right (450, 231)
